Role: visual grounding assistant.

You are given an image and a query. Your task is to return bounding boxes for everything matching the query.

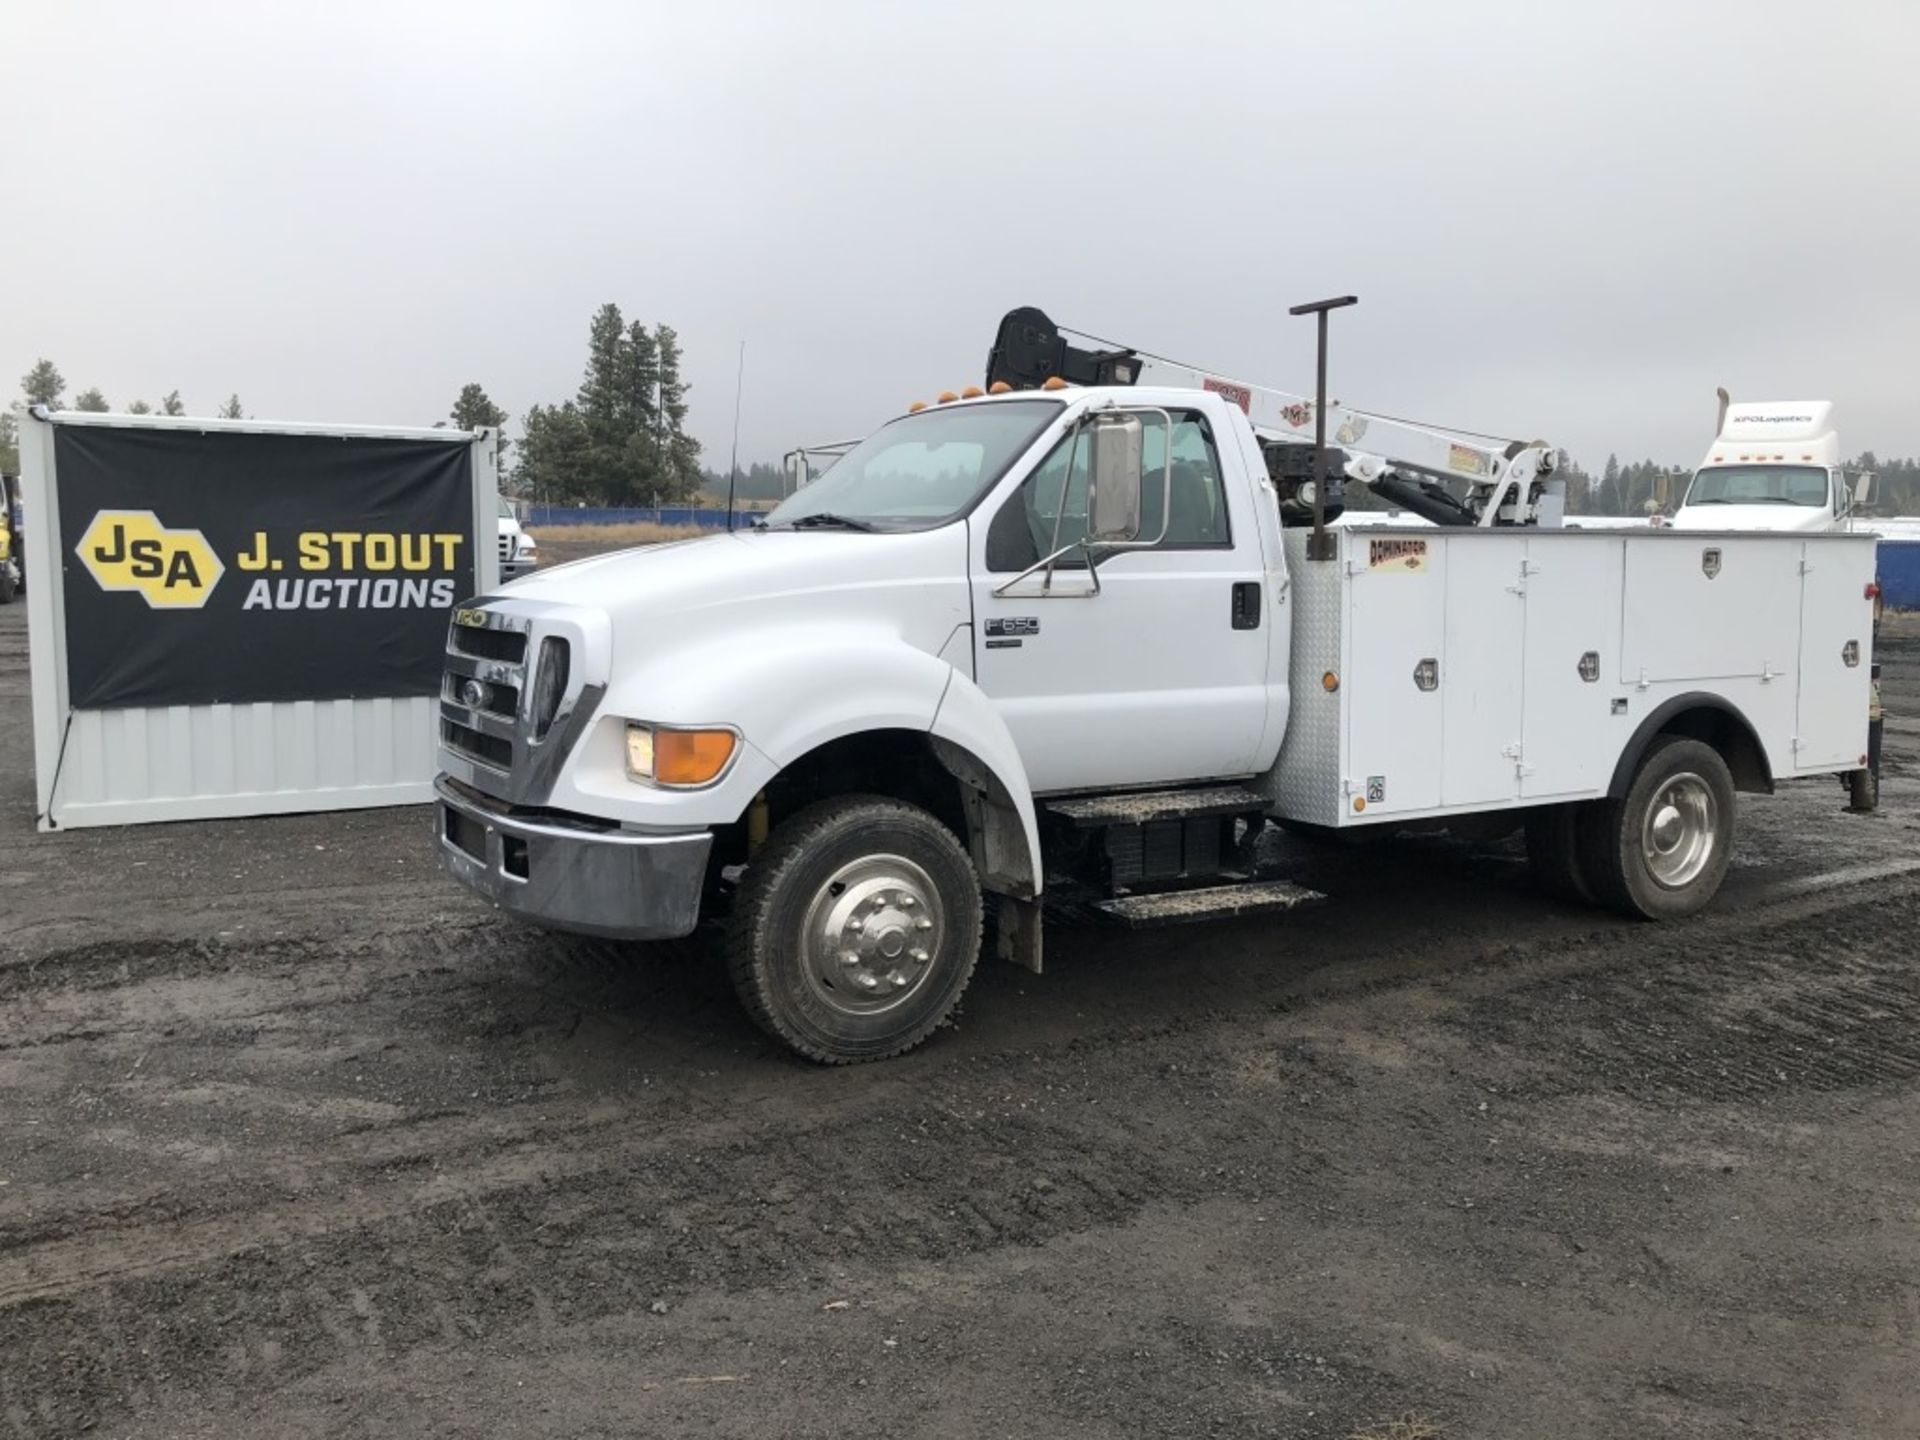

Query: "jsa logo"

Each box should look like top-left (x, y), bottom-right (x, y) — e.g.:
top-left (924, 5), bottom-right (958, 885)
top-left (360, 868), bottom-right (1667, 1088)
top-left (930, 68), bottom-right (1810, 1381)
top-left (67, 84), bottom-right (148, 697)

top-left (77, 510), bottom-right (226, 609)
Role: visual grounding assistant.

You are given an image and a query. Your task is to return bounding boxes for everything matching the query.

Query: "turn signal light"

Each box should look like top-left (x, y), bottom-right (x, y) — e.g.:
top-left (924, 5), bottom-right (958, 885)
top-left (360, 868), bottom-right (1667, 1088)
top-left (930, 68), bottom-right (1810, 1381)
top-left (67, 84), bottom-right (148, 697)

top-left (1322, 670), bottom-right (1340, 693)
top-left (626, 723), bottom-right (738, 787)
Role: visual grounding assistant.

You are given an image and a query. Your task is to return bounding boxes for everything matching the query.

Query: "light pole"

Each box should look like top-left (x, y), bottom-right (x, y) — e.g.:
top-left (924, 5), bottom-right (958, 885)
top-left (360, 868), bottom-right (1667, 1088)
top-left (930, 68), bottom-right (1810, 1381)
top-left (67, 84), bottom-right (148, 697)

top-left (1288, 294), bottom-right (1358, 561)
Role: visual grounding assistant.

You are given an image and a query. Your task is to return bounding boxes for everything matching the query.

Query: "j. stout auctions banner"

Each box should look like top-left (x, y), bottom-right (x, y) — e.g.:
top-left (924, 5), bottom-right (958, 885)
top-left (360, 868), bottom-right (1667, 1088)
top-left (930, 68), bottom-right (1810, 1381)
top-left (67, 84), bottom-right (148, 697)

top-left (56, 426), bottom-right (478, 709)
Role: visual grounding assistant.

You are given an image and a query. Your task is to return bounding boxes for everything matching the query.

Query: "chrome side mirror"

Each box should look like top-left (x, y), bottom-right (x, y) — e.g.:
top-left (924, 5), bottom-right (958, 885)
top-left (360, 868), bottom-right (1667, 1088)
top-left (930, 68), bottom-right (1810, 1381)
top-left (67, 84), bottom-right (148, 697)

top-left (1853, 470), bottom-right (1878, 507)
top-left (1086, 414), bottom-right (1143, 543)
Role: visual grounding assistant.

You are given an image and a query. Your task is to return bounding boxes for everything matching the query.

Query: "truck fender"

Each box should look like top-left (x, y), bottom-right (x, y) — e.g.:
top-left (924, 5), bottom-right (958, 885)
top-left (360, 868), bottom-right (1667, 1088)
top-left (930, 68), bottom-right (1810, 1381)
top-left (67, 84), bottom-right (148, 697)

top-left (1607, 692), bottom-right (1773, 797)
top-left (929, 669), bottom-right (1044, 902)
top-left (611, 628), bottom-right (955, 774)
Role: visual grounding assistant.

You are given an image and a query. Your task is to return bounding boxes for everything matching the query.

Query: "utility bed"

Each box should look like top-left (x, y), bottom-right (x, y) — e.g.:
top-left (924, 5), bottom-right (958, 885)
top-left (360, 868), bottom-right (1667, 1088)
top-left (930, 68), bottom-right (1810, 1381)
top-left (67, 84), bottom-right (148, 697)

top-left (1272, 526), bottom-right (1877, 827)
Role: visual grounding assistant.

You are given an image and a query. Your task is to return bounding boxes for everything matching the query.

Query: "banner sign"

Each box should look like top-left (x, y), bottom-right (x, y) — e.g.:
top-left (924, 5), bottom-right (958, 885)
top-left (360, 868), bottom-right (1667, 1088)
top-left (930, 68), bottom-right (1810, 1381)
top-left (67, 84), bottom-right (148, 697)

top-left (56, 426), bottom-right (476, 709)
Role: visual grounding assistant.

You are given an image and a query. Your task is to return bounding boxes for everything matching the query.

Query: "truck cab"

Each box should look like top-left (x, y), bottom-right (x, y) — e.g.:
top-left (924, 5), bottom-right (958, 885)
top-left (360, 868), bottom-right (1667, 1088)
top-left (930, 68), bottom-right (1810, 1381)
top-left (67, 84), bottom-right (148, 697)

top-left (1671, 399), bottom-right (1867, 532)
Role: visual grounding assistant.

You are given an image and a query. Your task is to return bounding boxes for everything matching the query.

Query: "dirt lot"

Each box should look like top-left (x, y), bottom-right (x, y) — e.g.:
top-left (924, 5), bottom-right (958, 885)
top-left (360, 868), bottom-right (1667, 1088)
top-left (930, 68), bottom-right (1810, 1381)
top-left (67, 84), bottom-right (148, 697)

top-left (2, 597), bottom-right (1917, 1439)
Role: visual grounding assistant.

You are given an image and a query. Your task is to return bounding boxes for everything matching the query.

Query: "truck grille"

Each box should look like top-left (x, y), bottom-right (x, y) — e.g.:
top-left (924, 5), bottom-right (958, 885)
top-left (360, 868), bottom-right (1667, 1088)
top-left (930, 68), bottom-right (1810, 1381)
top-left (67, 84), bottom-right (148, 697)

top-left (450, 624), bottom-right (526, 664)
top-left (441, 716), bottom-right (513, 769)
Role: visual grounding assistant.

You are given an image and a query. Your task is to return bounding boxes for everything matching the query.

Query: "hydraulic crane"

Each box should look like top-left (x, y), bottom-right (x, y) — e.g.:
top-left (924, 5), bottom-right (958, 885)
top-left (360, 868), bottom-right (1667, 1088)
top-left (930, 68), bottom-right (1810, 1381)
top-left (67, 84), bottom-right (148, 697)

top-left (983, 306), bottom-right (1563, 528)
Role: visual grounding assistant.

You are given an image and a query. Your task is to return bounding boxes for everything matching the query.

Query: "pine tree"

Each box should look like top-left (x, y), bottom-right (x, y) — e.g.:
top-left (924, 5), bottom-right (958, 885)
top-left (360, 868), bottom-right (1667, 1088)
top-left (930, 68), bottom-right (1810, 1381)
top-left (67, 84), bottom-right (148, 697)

top-left (450, 383), bottom-right (511, 470)
top-left (218, 394), bottom-right (245, 420)
top-left (160, 390), bottom-right (186, 416)
top-left (21, 359), bottom-right (64, 408)
top-left (653, 324), bottom-right (702, 503)
top-left (73, 388), bottom-right (109, 413)
top-left (616, 321), bottom-right (661, 501)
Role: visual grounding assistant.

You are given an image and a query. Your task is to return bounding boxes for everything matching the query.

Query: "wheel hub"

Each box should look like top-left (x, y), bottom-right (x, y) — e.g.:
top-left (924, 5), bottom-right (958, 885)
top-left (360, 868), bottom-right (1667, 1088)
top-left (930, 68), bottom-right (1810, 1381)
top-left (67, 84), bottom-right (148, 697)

top-left (803, 855), bottom-right (943, 1014)
top-left (1641, 772), bottom-right (1716, 889)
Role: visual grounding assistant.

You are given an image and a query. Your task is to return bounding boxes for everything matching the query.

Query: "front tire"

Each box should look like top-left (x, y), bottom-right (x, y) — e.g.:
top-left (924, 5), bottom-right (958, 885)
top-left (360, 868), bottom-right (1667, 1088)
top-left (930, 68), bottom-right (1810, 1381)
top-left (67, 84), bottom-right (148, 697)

top-left (1577, 736), bottom-right (1735, 919)
top-left (726, 795), bottom-right (983, 1064)
top-left (0, 567), bottom-right (15, 604)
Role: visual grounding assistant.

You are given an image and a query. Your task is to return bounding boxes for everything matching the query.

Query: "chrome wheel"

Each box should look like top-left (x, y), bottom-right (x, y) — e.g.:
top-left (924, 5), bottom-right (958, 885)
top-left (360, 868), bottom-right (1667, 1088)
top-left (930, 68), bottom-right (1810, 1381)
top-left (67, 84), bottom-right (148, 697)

top-left (1641, 772), bottom-right (1716, 889)
top-left (800, 853), bottom-right (945, 1016)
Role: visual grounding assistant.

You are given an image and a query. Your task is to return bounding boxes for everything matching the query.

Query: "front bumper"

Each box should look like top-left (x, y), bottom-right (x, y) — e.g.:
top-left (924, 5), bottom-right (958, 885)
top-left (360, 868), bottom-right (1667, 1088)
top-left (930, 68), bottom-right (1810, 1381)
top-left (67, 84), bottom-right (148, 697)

top-left (434, 775), bottom-right (711, 940)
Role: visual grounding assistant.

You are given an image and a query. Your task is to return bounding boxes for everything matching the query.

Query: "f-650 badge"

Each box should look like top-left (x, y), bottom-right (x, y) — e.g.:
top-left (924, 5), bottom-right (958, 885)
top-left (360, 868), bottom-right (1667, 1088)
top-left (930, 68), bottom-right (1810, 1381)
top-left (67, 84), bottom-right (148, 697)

top-left (76, 510), bottom-right (225, 609)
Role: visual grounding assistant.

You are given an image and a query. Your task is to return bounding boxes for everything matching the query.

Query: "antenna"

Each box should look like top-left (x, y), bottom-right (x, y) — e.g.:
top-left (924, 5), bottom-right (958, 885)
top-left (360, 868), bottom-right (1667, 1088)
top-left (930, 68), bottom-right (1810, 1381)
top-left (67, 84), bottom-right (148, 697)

top-left (725, 340), bottom-right (746, 532)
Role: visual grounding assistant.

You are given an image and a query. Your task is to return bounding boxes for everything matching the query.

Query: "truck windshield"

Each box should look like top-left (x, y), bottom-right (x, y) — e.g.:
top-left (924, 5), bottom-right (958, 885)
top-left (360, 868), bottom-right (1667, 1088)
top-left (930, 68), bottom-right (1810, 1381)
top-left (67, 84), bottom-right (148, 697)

top-left (1684, 464), bottom-right (1828, 507)
top-left (764, 399), bottom-right (1060, 532)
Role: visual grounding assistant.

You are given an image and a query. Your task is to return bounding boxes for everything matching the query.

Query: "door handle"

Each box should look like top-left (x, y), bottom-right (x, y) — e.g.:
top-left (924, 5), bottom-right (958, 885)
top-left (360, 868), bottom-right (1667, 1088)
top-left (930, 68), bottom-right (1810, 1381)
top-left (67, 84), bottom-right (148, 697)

top-left (1231, 581), bottom-right (1261, 630)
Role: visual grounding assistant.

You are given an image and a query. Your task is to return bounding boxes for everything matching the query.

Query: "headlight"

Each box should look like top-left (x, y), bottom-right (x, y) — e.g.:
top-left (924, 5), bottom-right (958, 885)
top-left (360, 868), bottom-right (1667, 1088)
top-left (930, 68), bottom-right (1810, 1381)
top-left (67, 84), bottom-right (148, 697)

top-left (516, 535), bottom-right (537, 558)
top-left (530, 637), bottom-right (570, 738)
top-left (625, 722), bottom-right (738, 787)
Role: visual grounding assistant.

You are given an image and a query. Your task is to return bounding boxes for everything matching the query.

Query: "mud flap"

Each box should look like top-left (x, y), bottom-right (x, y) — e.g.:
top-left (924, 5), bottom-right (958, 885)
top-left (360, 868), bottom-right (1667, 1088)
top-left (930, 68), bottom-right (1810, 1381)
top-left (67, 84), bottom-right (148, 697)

top-left (996, 894), bottom-right (1043, 975)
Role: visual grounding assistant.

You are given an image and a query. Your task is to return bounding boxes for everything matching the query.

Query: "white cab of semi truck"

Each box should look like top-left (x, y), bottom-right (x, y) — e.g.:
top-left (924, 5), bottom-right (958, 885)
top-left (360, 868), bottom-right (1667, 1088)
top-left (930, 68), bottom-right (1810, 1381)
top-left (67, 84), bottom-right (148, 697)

top-left (1671, 398), bottom-right (1871, 532)
top-left (433, 316), bottom-right (1877, 1065)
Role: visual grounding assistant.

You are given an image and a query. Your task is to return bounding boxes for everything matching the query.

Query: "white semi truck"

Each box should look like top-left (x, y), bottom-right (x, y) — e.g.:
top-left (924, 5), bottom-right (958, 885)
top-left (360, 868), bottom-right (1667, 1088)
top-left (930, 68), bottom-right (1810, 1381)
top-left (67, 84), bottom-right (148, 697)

top-left (434, 309), bottom-right (1878, 1064)
top-left (1671, 394), bottom-right (1874, 532)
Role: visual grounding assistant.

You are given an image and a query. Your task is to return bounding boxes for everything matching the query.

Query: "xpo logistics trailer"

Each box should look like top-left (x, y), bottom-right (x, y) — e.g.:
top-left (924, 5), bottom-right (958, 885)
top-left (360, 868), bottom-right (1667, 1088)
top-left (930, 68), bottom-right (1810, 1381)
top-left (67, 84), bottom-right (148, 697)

top-left (431, 305), bottom-right (1879, 1064)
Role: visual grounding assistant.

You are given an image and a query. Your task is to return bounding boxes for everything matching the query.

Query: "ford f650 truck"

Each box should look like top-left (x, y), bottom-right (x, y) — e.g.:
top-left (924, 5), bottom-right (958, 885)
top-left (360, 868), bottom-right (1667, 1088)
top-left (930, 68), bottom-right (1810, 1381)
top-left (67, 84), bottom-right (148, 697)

top-left (433, 315), bottom-right (1877, 1064)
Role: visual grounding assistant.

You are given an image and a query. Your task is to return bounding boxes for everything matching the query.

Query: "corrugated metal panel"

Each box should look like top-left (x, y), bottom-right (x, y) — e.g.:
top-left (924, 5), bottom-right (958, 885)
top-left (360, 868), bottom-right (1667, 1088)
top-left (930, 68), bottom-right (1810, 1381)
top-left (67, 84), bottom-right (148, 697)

top-left (48, 696), bottom-right (440, 825)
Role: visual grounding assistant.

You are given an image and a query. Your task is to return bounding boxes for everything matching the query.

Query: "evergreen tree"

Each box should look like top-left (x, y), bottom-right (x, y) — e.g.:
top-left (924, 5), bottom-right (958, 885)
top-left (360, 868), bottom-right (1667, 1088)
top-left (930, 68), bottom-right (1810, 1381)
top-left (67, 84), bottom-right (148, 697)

top-left (73, 388), bottom-right (109, 412)
top-left (160, 390), bottom-right (186, 416)
top-left (616, 321), bottom-right (661, 501)
top-left (653, 323), bottom-right (702, 503)
top-left (450, 382), bottom-right (511, 470)
top-left (127, 399), bottom-right (153, 415)
top-left (0, 412), bottom-right (17, 474)
top-left (21, 359), bottom-right (64, 408)
top-left (218, 394), bottom-right (245, 420)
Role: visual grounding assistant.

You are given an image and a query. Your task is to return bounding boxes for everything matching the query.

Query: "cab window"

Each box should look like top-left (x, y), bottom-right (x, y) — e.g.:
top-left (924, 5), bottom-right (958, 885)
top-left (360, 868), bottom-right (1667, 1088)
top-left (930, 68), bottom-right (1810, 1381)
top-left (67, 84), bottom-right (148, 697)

top-left (986, 410), bottom-right (1230, 571)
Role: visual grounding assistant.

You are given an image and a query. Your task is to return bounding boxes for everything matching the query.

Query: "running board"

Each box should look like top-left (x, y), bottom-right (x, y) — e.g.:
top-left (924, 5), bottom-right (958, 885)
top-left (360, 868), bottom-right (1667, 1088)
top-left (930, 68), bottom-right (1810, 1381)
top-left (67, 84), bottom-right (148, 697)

top-left (1043, 785), bottom-right (1270, 829)
top-left (1092, 879), bottom-right (1325, 928)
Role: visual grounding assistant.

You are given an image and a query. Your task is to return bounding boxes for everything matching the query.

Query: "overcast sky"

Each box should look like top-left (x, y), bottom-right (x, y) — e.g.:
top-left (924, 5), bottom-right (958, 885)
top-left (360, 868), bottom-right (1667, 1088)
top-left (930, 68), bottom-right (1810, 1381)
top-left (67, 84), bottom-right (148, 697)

top-left (4, 0), bottom-right (1917, 473)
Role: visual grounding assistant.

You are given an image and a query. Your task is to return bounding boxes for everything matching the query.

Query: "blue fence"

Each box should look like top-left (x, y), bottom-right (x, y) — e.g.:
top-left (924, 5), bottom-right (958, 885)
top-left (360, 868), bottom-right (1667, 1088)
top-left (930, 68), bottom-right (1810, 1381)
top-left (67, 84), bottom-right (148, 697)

top-left (526, 504), bottom-right (757, 530)
top-left (1880, 539), bottom-right (1920, 611)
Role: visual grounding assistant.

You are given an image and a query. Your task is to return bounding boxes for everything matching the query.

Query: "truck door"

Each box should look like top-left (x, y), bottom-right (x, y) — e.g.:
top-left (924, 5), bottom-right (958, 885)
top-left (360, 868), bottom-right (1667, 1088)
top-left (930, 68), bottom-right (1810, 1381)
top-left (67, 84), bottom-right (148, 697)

top-left (969, 407), bottom-right (1272, 794)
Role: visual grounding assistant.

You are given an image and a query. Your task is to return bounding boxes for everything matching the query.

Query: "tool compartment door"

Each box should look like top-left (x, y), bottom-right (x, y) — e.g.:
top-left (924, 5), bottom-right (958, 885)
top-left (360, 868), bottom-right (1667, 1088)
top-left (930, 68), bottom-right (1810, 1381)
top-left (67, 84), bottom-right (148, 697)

top-left (1520, 536), bottom-right (1623, 799)
top-left (1343, 532), bottom-right (1443, 816)
top-left (1793, 536), bottom-right (1874, 772)
top-left (1439, 534), bottom-right (1527, 807)
top-left (1619, 536), bottom-right (1800, 682)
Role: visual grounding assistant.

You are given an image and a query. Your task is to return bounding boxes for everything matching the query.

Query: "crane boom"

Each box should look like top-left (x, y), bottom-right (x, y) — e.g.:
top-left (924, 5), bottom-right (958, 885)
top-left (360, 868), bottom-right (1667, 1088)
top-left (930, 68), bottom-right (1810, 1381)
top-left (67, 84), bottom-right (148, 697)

top-left (984, 307), bottom-right (1562, 527)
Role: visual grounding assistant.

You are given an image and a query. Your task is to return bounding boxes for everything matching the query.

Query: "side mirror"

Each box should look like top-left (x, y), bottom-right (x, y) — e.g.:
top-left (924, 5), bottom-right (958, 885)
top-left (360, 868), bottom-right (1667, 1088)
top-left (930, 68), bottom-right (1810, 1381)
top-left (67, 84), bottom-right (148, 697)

top-left (784, 451), bottom-right (810, 493)
top-left (1086, 414), bottom-right (1144, 543)
top-left (1853, 471), bottom-right (1878, 507)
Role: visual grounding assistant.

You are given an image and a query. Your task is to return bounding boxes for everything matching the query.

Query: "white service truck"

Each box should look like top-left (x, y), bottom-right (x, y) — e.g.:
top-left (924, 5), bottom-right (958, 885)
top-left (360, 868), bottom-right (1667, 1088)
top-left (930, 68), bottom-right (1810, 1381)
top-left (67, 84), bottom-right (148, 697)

top-left (434, 311), bottom-right (1878, 1064)
top-left (1672, 394), bottom-right (1874, 532)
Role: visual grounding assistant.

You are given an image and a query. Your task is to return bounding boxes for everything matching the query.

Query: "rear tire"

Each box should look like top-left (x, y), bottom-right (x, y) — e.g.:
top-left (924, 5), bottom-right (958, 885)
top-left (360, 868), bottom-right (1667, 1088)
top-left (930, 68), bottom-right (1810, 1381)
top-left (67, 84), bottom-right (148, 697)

top-left (1525, 803), bottom-right (1593, 904)
top-left (1576, 736), bottom-right (1735, 920)
top-left (726, 795), bottom-right (983, 1064)
top-left (0, 568), bottom-right (15, 605)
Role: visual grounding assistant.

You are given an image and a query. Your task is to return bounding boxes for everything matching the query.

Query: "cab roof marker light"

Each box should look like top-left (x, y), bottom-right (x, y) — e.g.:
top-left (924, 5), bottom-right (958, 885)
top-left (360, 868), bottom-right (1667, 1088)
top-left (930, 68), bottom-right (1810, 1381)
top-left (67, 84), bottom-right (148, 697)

top-left (988, 381), bottom-right (1012, 394)
top-left (936, 390), bottom-right (958, 405)
top-left (961, 385), bottom-right (984, 399)
top-left (908, 400), bottom-right (928, 413)
top-left (1041, 376), bottom-right (1070, 391)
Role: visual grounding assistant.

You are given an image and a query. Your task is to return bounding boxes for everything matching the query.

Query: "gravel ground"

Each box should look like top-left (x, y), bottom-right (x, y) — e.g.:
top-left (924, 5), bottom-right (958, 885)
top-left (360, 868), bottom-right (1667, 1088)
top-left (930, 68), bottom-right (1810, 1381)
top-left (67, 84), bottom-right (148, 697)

top-left (1, 599), bottom-right (1916, 1440)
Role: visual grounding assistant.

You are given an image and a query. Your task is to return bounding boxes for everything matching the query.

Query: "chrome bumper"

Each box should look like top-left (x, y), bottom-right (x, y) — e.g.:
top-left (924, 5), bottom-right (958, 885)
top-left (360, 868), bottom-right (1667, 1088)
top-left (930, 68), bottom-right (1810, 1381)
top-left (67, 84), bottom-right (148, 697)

top-left (434, 775), bottom-right (711, 940)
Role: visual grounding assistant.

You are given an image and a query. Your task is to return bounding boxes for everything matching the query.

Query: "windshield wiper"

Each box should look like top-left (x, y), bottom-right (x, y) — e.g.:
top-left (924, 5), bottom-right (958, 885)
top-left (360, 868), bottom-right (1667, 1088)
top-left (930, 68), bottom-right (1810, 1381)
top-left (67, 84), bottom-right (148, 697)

top-left (778, 512), bottom-right (879, 532)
